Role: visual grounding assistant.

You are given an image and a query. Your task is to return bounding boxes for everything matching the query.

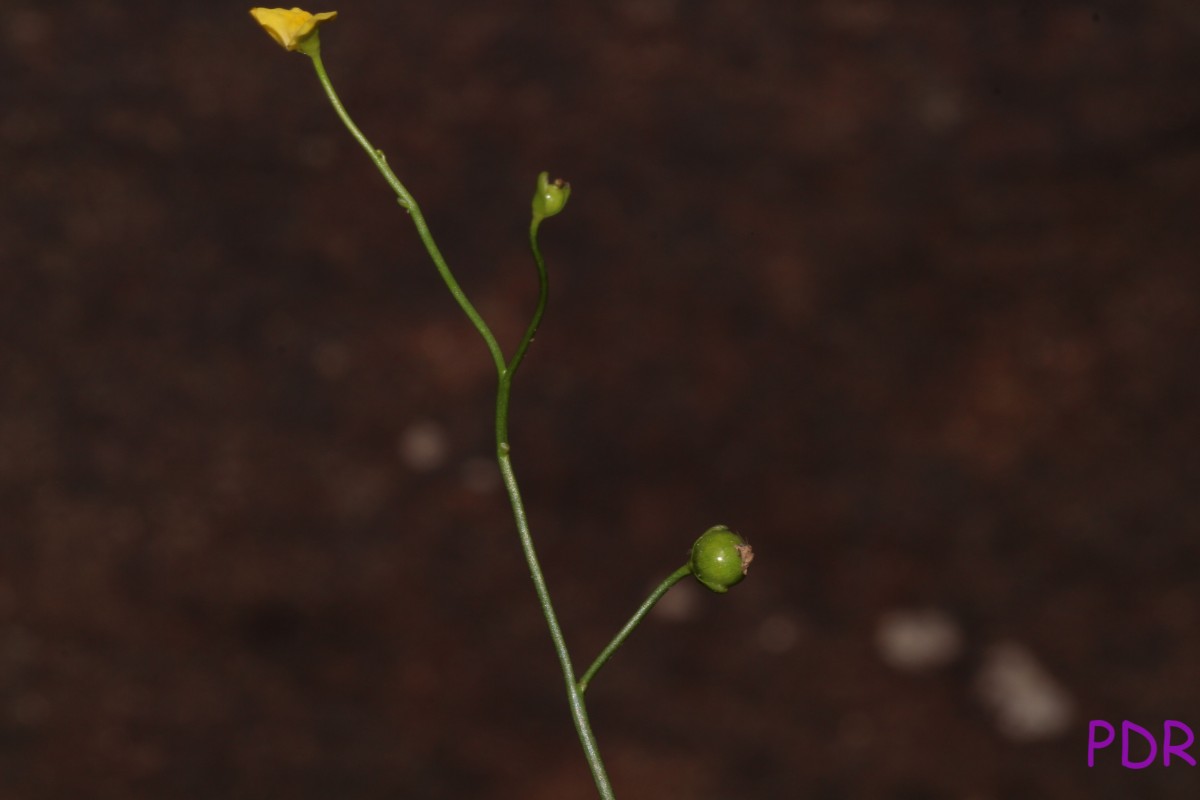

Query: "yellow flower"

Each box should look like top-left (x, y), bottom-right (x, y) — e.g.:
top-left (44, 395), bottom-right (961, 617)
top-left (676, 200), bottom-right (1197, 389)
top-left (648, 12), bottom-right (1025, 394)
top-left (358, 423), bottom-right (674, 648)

top-left (249, 7), bottom-right (337, 52)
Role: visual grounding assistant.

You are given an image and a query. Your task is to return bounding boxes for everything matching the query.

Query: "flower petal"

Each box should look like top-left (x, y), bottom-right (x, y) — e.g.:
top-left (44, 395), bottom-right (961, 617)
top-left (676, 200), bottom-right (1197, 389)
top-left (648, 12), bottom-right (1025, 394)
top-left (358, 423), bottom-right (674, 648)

top-left (250, 7), bottom-right (337, 51)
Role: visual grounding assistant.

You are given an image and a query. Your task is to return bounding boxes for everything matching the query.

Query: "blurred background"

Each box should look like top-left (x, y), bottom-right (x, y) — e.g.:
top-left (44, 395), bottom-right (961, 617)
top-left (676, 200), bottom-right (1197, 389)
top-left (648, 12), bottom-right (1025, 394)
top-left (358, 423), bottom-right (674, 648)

top-left (3, 1), bottom-right (1199, 798)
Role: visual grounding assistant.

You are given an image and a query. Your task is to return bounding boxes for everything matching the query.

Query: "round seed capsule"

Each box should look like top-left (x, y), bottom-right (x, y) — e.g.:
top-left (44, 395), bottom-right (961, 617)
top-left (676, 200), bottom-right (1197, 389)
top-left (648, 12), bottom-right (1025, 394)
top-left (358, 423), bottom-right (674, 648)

top-left (532, 171), bottom-right (571, 220)
top-left (689, 525), bottom-right (753, 593)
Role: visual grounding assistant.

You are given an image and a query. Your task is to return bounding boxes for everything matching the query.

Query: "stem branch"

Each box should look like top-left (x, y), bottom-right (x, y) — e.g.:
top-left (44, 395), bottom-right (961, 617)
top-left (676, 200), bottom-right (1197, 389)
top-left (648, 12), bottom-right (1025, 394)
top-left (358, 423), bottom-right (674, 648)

top-left (578, 565), bottom-right (692, 694)
top-left (308, 51), bottom-right (506, 376)
top-left (304, 49), bottom-right (616, 799)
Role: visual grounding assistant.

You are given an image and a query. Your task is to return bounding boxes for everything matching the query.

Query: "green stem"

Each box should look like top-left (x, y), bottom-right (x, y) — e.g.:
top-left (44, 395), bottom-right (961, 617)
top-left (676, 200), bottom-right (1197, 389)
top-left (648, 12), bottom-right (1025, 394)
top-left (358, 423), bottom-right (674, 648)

top-left (495, 450), bottom-right (615, 800)
top-left (577, 565), bottom-right (692, 694)
top-left (495, 218), bottom-right (549, 443)
top-left (304, 51), bottom-right (615, 798)
top-left (491, 218), bottom-right (615, 798)
top-left (510, 219), bottom-right (550, 378)
top-left (307, 49), bottom-right (506, 377)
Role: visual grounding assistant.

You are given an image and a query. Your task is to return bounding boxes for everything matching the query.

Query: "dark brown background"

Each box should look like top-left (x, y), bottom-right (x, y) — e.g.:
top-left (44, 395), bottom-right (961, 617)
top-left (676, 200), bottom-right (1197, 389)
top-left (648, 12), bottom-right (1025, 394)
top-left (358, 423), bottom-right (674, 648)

top-left (3, 1), bottom-right (1199, 798)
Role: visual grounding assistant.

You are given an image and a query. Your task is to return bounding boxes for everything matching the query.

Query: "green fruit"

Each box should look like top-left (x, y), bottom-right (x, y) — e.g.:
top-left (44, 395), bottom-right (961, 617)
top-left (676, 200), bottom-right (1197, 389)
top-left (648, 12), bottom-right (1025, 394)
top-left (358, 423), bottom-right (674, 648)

top-left (532, 171), bottom-right (571, 220)
top-left (689, 525), bottom-right (753, 593)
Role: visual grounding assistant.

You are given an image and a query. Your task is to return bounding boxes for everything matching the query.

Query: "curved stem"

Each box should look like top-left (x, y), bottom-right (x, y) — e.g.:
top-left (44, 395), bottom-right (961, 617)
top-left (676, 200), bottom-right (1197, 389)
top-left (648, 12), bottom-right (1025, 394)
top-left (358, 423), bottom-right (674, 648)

top-left (489, 219), bottom-right (614, 798)
top-left (495, 218), bottom-right (549, 443)
top-left (303, 47), bottom-right (615, 799)
top-left (495, 449), bottom-right (615, 800)
top-left (577, 565), bottom-right (692, 694)
top-left (510, 218), bottom-right (550, 377)
top-left (307, 50), bottom-right (506, 377)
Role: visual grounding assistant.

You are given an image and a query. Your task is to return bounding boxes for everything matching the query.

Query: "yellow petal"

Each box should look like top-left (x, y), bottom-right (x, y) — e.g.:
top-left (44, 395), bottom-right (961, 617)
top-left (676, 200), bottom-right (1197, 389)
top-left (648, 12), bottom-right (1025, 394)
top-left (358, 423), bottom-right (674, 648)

top-left (250, 7), bottom-right (337, 51)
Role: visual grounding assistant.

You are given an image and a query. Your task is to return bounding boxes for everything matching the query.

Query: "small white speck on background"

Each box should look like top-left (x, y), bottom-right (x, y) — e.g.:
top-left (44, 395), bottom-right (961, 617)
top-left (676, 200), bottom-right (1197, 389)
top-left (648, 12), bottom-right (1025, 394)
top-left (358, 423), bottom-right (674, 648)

top-left (975, 641), bottom-right (1074, 741)
top-left (311, 340), bottom-right (350, 380)
top-left (652, 580), bottom-right (700, 623)
top-left (757, 613), bottom-right (800, 654)
top-left (459, 456), bottom-right (500, 493)
top-left (835, 711), bottom-right (875, 752)
top-left (876, 608), bottom-right (964, 672)
top-left (397, 419), bottom-right (448, 472)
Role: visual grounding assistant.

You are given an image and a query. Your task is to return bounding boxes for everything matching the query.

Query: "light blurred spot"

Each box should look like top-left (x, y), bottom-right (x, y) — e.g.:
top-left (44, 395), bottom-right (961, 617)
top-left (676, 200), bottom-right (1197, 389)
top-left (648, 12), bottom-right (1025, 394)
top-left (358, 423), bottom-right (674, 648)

top-left (10, 689), bottom-right (50, 728)
top-left (397, 419), bottom-right (448, 472)
top-left (975, 641), bottom-right (1074, 741)
top-left (312, 340), bottom-right (351, 380)
top-left (876, 608), bottom-right (964, 672)
top-left (836, 711), bottom-right (875, 752)
top-left (460, 456), bottom-right (499, 493)
top-left (757, 613), bottom-right (799, 654)
top-left (652, 580), bottom-right (699, 623)
top-left (917, 86), bottom-right (962, 133)
top-left (297, 134), bottom-right (336, 169)
top-left (619, 0), bottom-right (679, 29)
top-left (820, 0), bottom-right (892, 33)
top-left (7, 9), bottom-right (50, 49)
top-left (329, 465), bottom-right (392, 521)
top-left (1, 109), bottom-right (43, 145)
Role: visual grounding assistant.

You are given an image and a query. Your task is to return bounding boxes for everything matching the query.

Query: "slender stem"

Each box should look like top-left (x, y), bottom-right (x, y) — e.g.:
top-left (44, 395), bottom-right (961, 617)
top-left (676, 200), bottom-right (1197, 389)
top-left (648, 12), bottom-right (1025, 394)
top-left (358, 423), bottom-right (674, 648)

top-left (307, 50), bottom-right (506, 377)
top-left (510, 218), bottom-right (550, 378)
top-left (577, 565), bottom-right (692, 694)
top-left (495, 450), bottom-right (615, 800)
top-left (489, 219), bottom-right (615, 798)
top-left (303, 46), bottom-right (615, 799)
top-left (495, 218), bottom-right (549, 443)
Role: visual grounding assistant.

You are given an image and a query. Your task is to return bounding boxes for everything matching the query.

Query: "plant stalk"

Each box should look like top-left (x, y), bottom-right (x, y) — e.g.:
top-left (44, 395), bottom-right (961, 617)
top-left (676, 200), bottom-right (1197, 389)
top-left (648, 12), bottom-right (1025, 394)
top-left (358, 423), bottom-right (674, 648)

top-left (305, 52), bottom-right (616, 798)
top-left (578, 565), bottom-right (692, 694)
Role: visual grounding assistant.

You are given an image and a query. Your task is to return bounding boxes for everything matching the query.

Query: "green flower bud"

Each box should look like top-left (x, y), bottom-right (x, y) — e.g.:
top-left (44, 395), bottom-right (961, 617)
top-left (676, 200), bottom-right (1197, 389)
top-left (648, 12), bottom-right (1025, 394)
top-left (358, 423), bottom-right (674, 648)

top-left (689, 525), bottom-right (753, 593)
top-left (532, 171), bottom-right (570, 220)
